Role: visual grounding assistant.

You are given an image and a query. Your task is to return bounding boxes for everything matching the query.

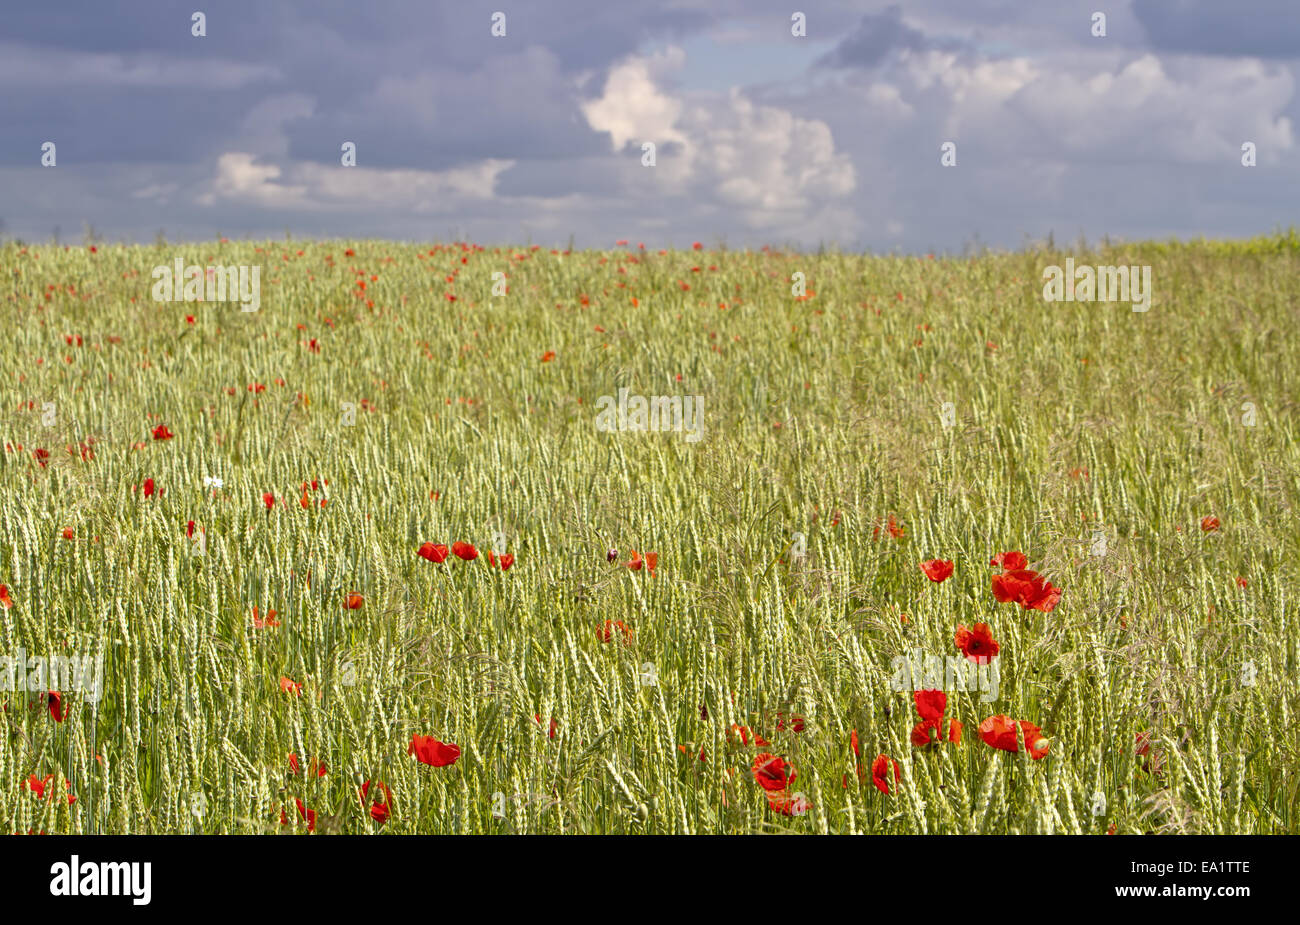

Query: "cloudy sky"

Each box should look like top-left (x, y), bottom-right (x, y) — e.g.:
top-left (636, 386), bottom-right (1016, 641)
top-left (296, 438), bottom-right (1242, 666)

top-left (1, 0), bottom-right (1296, 252)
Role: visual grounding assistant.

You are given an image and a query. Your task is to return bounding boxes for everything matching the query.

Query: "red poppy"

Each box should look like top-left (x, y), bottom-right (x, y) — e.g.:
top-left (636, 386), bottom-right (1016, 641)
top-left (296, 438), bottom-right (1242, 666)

top-left (451, 541), bottom-right (478, 561)
top-left (47, 691), bottom-right (70, 722)
top-left (626, 550), bottom-right (658, 574)
top-left (408, 734), bottom-right (461, 767)
top-left (920, 559), bottom-right (954, 582)
top-left (752, 753), bottom-right (795, 791)
top-left (992, 569), bottom-right (1062, 612)
top-left (1201, 515), bottom-right (1220, 532)
top-left (954, 622), bottom-right (1000, 661)
top-left (361, 780), bottom-right (392, 824)
top-left (0, 585), bottom-right (12, 609)
top-left (485, 550), bottom-right (514, 570)
top-left (533, 714), bottom-right (559, 739)
top-left (765, 790), bottom-right (811, 816)
top-left (62, 528), bottom-right (74, 540)
top-left (151, 424), bottom-right (173, 440)
top-left (775, 712), bottom-right (805, 733)
top-left (262, 492), bottom-right (276, 510)
top-left (25, 774), bottom-right (76, 805)
top-left (978, 715), bottom-right (1049, 759)
top-left (345, 592), bottom-right (364, 609)
top-left (873, 515), bottom-right (906, 540)
top-left (598, 619), bottom-right (634, 645)
top-left (418, 542), bottom-right (449, 563)
top-left (288, 754), bottom-right (327, 777)
top-left (914, 689), bottom-right (947, 722)
top-left (729, 724), bottom-right (770, 747)
top-left (279, 676), bottom-right (302, 696)
top-left (871, 754), bottom-right (899, 795)
top-left (1236, 576), bottom-right (1248, 589)
top-left (280, 798), bottom-right (316, 832)
top-left (252, 605), bottom-right (279, 628)
top-left (989, 550), bottom-right (1027, 570)
top-left (540, 350), bottom-right (556, 363)
top-left (142, 477), bottom-right (157, 498)
top-left (911, 717), bottom-right (963, 747)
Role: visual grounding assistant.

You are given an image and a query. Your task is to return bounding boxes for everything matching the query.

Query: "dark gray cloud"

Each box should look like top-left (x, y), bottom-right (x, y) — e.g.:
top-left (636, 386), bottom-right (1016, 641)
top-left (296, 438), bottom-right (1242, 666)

top-left (816, 5), bottom-right (941, 69)
top-left (1133, 0), bottom-right (1300, 58)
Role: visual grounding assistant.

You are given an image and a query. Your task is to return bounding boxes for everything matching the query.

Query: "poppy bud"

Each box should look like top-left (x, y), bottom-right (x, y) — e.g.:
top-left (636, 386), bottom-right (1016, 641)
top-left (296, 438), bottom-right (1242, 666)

top-left (607, 548), bottom-right (618, 563)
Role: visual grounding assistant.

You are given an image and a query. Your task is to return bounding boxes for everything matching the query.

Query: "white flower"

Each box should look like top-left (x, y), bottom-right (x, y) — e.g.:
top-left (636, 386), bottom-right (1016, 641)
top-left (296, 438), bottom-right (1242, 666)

top-left (203, 476), bottom-right (224, 489)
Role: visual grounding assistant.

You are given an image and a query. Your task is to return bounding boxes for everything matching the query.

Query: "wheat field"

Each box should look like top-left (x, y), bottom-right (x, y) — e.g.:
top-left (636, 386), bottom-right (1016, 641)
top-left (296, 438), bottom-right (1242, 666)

top-left (2, 232), bottom-right (1298, 834)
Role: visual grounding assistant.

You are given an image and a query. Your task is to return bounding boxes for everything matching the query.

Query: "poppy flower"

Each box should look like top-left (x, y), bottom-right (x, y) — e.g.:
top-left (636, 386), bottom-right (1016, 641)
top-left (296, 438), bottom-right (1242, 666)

top-left (606, 548), bottom-right (618, 563)
top-left (989, 550), bottom-right (1027, 570)
top-left (62, 528), bottom-right (74, 540)
top-left (47, 691), bottom-right (70, 722)
top-left (0, 585), bottom-right (13, 609)
top-left (289, 754), bottom-right (327, 777)
top-left (992, 568), bottom-right (1062, 612)
top-left (871, 754), bottom-right (899, 795)
top-left (345, 592), bottom-right (364, 609)
top-left (873, 515), bottom-right (906, 540)
top-left (1201, 515), bottom-right (1220, 532)
top-left (487, 551), bottom-right (515, 571)
top-left (765, 790), bottom-right (811, 816)
top-left (142, 478), bottom-right (157, 498)
top-left (729, 724), bottom-right (770, 747)
top-left (252, 606), bottom-right (279, 629)
top-left (151, 424), bottom-right (173, 440)
top-left (24, 774), bottom-right (75, 805)
top-left (626, 550), bottom-right (657, 574)
top-left (775, 712), bottom-right (805, 733)
top-left (262, 492), bottom-right (276, 510)
top-left (361, 780), bottom-right (392, 824)
top-left (920, 559), bottom-right (954, 582)
top-left (408, 734), bottom-right (461, 767)
top-left (533, 714), bottom-right (559, 739)
top-left (914, 689), bottom-right (947, 722)
top-left (279, 676), bottom-right (302, 696)
top-left (911, 717), bottom-right (963, 747)
top-left (954, 622), bottom-right (1000, 661)
top-left (540, 350), bottom-right (556, 363)
top-left (978, 715), bottom-right (1049, 759)
top-left (1236, 576), bottom-right (1248, 589)
top-left (752, 753), bottom-right (795, 791)
top-left (418, 542), bottom-right (449, 564)
top-left (598, 619), bottom-right (634, 645)
top-left (451, 541), bottom-right (478, 561)
top-left (280, 799), bottom-right (316, 832)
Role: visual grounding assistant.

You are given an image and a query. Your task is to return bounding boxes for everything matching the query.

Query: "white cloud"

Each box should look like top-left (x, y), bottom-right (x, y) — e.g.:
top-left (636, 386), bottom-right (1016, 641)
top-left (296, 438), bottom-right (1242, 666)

top-left (583, 48), bottom-right (858, 234)
top-left (197, 152), bottom-right (514, 211)
top-left (582, 47), bottom-right (689, 153)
